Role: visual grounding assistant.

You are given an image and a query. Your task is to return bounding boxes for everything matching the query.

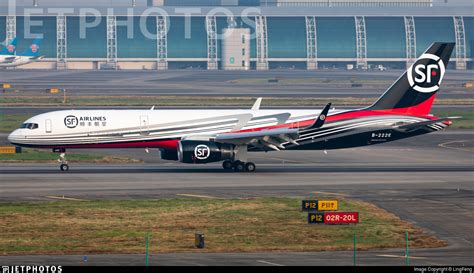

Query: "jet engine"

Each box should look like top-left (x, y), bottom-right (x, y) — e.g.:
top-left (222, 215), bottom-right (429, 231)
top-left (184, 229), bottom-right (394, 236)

top-left (178, 140), bottom-right (234, 164)
top-left (160, 149), bottom-right (179, 161)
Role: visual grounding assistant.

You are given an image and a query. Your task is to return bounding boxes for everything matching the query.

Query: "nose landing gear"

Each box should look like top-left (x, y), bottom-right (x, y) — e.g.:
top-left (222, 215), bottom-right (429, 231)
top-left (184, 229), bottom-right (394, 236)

top-left (58, 152), bottom-right (69, 172)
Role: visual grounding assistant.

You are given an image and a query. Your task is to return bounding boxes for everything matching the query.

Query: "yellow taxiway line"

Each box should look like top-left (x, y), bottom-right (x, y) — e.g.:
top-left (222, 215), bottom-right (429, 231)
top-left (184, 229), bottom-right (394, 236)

top-left (45, 195), bottom-right (89, 202)
top-left (176, 194), bottom-right (221, 199)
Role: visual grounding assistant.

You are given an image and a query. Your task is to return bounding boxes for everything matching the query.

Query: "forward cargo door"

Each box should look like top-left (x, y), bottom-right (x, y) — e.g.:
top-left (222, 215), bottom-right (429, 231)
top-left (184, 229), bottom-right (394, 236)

top-left (45, 119), bottom-right (52, 133)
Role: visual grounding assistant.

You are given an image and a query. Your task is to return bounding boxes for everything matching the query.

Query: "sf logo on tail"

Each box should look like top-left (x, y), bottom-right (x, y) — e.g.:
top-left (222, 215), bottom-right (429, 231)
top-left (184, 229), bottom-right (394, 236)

top-left (408, 53), bottom-right (445, 93)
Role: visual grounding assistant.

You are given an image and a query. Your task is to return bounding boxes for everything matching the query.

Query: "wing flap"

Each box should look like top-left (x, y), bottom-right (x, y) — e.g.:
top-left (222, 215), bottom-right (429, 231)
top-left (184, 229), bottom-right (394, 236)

top-left (214, 128), bottom-right (299, 148)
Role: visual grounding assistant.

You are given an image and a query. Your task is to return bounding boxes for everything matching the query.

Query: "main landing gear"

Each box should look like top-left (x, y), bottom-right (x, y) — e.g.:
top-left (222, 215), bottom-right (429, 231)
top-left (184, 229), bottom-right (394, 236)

top-left (222, 145), bottom-right (255, 172)
top-left (222, 160), bottom-right (256, 172)
top-left (58, 152), bottom-right (69, 172)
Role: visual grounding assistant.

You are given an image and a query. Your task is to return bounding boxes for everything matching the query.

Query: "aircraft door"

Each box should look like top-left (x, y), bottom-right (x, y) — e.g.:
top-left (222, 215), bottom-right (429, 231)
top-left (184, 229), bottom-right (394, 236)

top-left (140, 115), bottom-right (149, 135)
top-left (45, 119), bottom-right (52, 133)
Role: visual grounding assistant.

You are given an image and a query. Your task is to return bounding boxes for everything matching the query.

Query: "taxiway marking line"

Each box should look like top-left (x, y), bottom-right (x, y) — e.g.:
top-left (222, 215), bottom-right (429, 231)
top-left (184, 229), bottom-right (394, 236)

top-left (376, 254), bottom-right (427, 260)
top-left (312, 191), bottom-right (349, 197)
top-left (45, 195), bottom-right (89, 202)
top-left (176, 194), bottom-right (220, 199)
top-left (256, 260), bottom-right (284, 266)
top-left (438, 140), bottom-right (473, 153)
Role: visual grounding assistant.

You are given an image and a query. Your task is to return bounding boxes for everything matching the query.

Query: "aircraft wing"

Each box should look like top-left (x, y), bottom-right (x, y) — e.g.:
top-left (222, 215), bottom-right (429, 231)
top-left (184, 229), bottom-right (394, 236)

top-left (184, 101), bottom-right (331, 151)
top-left (214, 128), bottom-right (299, 151)
top-left (396, 117), bottom-right (460, 132)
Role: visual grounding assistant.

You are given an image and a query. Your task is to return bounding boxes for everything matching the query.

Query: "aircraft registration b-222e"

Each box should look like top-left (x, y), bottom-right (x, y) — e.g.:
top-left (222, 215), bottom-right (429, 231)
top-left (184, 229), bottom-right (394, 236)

top-left (8, 42), bottom-right (457, 172)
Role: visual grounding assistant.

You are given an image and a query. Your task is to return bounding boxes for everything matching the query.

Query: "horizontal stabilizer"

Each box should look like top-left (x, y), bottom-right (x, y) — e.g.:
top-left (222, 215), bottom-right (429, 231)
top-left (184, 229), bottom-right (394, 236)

top-left (397, 117), bottom-right (456, 132)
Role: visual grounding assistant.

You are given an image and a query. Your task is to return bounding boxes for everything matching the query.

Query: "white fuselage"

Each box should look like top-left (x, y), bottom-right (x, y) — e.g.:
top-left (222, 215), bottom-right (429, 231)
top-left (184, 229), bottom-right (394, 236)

top-left (0, 56), bottom-right (40, 67)
top-left (8, 109), bottom-right (322, 148)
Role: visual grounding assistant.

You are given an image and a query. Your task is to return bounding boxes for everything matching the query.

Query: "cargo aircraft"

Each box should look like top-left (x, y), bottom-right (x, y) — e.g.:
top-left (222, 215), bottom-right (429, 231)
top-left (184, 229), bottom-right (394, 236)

top-left (8, 43), bottom-right (456, 172)
top-left (0, 38), bottom-right (44, 67)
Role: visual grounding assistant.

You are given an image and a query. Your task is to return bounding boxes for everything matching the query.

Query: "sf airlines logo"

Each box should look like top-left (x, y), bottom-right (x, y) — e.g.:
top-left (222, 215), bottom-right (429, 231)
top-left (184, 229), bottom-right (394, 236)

top-left (194, 144), bottom-right (210, 160)
top-left (64, 115), bottom-right (79, 128)
top-left (64, 115), bottom-right (107, 128)
top-left (408, 53), bottom-right (445, 93)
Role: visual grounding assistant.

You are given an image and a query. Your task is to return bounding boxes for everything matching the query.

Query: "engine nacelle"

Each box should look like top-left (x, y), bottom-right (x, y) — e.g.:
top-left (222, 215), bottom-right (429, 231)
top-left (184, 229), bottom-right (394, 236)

top-left (178, 140), bottom-right (234, 164)
top-left (160, 149), bottom-right (179, 161)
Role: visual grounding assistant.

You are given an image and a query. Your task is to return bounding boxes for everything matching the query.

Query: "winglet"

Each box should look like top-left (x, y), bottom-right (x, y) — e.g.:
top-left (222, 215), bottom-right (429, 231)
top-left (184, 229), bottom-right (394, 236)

top-left (150, 105), bottom-right (155, 110)
top-left (251, 97), bottom-right (262, 111)
top-left (307, 103), bottom-right (331, 130)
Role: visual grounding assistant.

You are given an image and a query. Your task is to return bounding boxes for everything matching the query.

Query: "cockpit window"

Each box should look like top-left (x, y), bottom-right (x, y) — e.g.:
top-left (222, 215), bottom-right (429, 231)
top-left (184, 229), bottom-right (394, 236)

top-left (20, 123), bottom-right (38, 130)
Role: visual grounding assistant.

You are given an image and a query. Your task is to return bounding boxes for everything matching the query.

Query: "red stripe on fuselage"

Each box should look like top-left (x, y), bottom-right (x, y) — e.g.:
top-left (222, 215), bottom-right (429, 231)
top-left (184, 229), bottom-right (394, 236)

top-left (230, 107), bottom-right (437, 134)
top-left (324, 95), bottom-right (437, 122)
top-left (39, 139), bottom-right (179, 150)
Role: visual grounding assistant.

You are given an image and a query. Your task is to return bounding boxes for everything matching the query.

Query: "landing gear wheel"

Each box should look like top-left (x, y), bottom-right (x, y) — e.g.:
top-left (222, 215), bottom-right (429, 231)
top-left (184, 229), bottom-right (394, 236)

top-left (222, 160), bottom-right (233, 170)
top-left (58, 151), bottom-right (69, 172)
top-left (245, 162), bottom-right (256, 172)
top-left (60, 164), bottom-right (69, 172)
top-left (233, 161), bottom-right (245, 172)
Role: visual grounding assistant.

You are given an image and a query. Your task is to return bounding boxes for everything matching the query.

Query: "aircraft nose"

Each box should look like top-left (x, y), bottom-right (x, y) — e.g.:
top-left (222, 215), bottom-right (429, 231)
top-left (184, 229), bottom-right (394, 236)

top-left (7, 129), bottom-right (22, 144)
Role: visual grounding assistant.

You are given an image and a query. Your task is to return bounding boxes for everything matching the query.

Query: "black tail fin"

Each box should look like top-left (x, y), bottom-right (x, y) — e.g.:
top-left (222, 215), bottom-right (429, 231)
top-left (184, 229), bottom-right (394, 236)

top-left (367, 42), bottom-right (455, 116)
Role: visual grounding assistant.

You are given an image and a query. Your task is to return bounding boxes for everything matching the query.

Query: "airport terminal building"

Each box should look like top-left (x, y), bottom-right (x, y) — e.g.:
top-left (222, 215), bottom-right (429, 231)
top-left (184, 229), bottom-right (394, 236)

top-left (0, 0), bottom-right (473, 70)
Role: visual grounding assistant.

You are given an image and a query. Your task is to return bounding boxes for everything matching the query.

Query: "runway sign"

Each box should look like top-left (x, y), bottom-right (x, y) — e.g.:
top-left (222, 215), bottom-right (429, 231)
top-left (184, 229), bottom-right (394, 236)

top-left (302, 200), bottom-right (318, 211)
top-left (308, 212), bottom-right (359, 224)
top-left (324, 212), bottom-right (359, 225)
top-left (308, 212), bottom-right (325, 224)
top-left (302, 200), bottom-right (338, 211)
top-left (318, 200), bottom-right (339, 211)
